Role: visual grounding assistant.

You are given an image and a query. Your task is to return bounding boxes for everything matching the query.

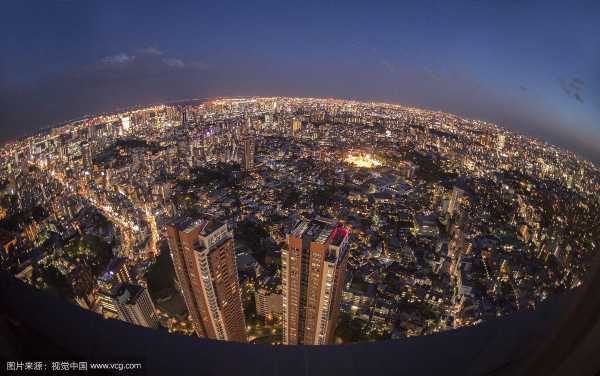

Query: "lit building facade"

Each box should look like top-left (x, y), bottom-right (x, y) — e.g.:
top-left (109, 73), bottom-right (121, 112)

top-left (241, 137), bottom-right (255, 172)
top-left (255, 287), bottom-right (283, 320)
top-left (291, 118), bottom-right (301, 137)
top-left (113, 284), bottom-right (159, 329)
top-left (166, 217), bottom-right (247, 342)
top-left (282, 217), bottom-right (350, 345)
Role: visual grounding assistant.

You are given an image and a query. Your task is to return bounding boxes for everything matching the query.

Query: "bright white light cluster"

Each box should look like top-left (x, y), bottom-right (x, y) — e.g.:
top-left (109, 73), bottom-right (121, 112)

top-left (345, 152), bottom-right (382, 168)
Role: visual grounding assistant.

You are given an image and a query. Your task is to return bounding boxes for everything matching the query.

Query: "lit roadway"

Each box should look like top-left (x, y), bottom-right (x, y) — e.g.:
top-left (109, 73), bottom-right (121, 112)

top-left (40, 164), bottom-right (141, 261)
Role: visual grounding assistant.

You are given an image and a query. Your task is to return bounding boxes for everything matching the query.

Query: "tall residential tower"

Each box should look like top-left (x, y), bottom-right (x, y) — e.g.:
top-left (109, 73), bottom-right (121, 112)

top-left (282, 217), bottom-right (350, 345)
top-left (112, 284), bottom-right (159, 329)
top-left (166, 217), bottom-right (247, 342)
top-left (241, 137), bottom-right (255, 172)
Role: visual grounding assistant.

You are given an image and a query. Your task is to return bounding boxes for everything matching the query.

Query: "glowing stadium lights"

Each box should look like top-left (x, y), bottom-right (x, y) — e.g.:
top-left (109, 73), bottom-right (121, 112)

top-left (344, 151), bottom-right (382, 168)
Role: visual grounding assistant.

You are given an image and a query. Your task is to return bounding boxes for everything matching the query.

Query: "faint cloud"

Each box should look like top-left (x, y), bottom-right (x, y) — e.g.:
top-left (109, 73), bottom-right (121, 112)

top-left (139, 47), bottom-right (163, 55)
top-left (560, 77), bottom-right (584, 103)
top-left (572, 78), bottom-right (584, 86)
top-left (102, 53), bottom-right (135, 65)
top-left (100, 48), bottom-right (204, 71)
top-left (163, 58), bottom-right (185, 68)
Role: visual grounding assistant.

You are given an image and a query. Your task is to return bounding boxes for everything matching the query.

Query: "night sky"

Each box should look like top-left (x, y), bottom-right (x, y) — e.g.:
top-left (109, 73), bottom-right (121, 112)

top-left (1, 0), bottom-right (598, 162)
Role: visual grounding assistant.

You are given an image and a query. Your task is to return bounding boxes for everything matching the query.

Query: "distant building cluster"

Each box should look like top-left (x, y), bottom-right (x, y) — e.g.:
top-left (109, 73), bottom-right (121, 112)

top-left (1, 97), bottom-right (598, 344)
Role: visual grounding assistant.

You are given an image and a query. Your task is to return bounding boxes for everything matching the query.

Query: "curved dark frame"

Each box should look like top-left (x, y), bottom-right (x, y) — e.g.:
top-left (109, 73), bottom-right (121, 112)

top-left (1, 253), bottom-right (600, 376)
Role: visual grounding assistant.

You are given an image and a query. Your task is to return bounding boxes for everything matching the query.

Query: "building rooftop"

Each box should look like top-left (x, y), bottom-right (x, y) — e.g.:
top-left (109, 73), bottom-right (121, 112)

top-left (200, 219), bottom-right (225, 237)
top-left (115, 284), bottom-right (144, 304)
top-left (168, 216), bottom-right (225, 237)
top-left (168, 216), bottom-right (200, 232)
top-left (329, 226), bottom-right (349, 247)
top-left (415, 213), bottom-right (438, 227)
top-left (291, 217), bottom-right (349, 247)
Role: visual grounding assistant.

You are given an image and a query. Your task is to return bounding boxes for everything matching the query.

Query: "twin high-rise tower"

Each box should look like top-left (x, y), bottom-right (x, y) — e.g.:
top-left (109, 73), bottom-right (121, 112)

top-left (166, 217), bottom-right (247, 342)
top-left (167, 215), bottom-right (349, 345)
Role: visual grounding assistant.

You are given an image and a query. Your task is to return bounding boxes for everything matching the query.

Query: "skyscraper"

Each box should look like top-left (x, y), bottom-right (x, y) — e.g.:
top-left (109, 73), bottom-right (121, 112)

top-left (282, 217), bottom-right (350, 345)
top-left (291, 118), bottom-right (301, 138)
top-left (166, 217), bottom-right (247, 342)
top-left (241, 137), bottom-right (255, 172)
top-left (448, 186), bottom-right (464, 217)
top-left (97, 257), bottom-right (132, 318)
top-left (112, 283), bottom-right (159, 329)
top-left (496, 133), bottom-right (506, 152)
top-left (182, 109), bottom-right (188, 127)
top-left (120, 116), bottom-right (131, 134)
top-left (87, 123), bottom-right (97, 140)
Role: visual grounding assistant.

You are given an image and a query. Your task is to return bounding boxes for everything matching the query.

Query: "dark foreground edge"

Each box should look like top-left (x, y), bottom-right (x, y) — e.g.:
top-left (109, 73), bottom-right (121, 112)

top-left (2, 257), bottom-right (600, 376)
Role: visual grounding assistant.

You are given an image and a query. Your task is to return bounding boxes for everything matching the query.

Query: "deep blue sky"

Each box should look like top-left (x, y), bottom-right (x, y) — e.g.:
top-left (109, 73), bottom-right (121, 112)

top-left (1, 0), bottom-right (599, 162)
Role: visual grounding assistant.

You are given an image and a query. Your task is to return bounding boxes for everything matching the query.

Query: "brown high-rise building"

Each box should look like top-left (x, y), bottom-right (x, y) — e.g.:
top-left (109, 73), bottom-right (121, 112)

top-left (112, 283), bottom-right (159, 329)
top-left (282, 217), bottom-right (350, 345)
top-left (166, 217), bottom-right (247, 342)
top-left (291, 117), bottom-right (301, 138)
top-left (241, 136), bottom-right (255, 172)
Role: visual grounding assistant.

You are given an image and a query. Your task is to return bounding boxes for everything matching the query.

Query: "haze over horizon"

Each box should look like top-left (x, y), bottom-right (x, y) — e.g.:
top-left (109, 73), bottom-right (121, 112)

top-left (1, 0), bottom-right (599, 162)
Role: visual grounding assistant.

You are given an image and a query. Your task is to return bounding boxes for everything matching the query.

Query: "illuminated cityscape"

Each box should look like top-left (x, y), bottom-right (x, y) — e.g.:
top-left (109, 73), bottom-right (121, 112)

top-left (345, 151), bottom-right (382, 169)
top-left (1, 96), bottom-right (598, 349)
top-left (2, 0), bottom-right (600, 373)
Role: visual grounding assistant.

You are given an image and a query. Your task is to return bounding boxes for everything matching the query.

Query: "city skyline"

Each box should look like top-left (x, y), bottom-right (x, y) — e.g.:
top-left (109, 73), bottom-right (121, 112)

top-left (3, 96), bottom-right (597, 348)
top-left (1, 1), bottom-right (599, 163)
top-left (2, 1), bottom-right (600, 372)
